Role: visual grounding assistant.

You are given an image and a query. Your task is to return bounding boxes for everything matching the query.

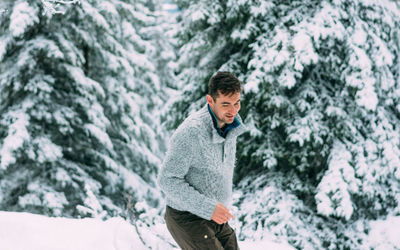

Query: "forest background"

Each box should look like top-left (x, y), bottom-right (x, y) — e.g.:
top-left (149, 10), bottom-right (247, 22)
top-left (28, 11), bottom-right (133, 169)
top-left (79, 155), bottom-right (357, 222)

top-left (0, 0), bottom-right (400, 249)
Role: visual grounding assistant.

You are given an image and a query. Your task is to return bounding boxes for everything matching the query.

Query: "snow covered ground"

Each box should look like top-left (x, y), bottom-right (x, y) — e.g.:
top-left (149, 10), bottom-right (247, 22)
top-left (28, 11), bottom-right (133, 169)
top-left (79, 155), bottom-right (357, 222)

top-left (1, 211), bottom-right (399, 249)
top-left (0, 211), bottom-right (294, 250)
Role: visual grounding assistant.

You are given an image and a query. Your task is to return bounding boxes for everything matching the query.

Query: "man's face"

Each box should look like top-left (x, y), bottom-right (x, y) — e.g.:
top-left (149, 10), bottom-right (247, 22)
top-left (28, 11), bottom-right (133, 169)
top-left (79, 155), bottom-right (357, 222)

top-left (207, 91), bottom-right (241, 128)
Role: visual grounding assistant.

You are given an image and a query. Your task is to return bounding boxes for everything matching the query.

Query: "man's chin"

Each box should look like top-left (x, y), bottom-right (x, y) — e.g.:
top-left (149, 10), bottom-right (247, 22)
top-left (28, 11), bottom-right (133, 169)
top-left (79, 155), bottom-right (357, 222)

top-left (225, 118), bottom-right (234, 124)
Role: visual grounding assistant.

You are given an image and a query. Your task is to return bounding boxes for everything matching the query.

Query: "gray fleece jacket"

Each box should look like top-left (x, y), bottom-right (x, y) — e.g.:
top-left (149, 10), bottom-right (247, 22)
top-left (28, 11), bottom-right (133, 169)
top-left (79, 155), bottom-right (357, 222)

top-left (157, 104), bottom-right (246, 220)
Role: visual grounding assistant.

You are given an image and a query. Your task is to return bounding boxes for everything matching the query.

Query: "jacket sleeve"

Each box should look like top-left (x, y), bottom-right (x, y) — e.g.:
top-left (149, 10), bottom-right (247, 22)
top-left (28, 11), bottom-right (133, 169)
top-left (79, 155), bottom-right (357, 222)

top-left (157, 126), bottom-right (217, 220)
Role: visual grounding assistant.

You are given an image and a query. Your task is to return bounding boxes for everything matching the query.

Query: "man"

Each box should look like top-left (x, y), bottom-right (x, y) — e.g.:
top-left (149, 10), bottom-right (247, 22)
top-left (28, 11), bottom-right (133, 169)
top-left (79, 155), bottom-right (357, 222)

top-left (158, 71), bottom-right (246, 250)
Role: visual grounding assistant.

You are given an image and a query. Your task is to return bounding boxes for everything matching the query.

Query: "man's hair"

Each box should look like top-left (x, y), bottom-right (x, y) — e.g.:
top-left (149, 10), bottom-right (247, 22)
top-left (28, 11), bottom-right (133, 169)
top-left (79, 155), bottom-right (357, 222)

top-left (208, 71), bottom-right (242, 100)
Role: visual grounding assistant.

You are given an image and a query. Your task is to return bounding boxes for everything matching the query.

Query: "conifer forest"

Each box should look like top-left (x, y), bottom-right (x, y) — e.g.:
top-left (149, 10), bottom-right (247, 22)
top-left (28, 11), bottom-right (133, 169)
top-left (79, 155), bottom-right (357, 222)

top-left (0, 0), bottom-right (400, 249)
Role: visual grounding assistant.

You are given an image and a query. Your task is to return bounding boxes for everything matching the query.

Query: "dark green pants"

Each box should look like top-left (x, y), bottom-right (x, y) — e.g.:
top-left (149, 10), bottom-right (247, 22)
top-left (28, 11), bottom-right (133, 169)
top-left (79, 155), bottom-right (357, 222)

top-left (164, 206), bottom-right (240, 250)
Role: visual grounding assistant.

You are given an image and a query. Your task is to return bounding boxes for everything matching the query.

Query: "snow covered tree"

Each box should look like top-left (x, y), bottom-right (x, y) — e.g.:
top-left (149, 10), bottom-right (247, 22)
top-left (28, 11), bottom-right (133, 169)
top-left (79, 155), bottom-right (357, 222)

top-left (166, 0), bottom-right (253, 128)
top-left (169, 0), bottom-right (400, 248)
top-left (0, 0), bottom-right (171, 219)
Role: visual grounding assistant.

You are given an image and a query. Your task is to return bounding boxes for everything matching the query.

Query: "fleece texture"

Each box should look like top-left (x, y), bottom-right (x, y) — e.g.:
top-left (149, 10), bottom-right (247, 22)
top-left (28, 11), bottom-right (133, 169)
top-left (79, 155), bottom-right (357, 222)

top-left (157, 104), bottom-right (247, 220)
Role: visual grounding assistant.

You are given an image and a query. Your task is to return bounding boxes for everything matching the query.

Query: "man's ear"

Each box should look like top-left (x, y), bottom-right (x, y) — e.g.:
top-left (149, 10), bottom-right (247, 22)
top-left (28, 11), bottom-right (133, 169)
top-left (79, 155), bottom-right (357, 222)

top-left (206, 95), bottom-right (213, 105)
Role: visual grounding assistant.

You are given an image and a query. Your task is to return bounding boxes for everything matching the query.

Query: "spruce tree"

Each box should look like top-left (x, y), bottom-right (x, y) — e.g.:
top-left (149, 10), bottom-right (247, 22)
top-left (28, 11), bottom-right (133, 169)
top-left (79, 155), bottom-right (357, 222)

top-left (166, 0), bottom-right (253, 128)
top-left (170, 0), bottom-right (400, 248)
top-left (0, 0), bottom-right (169, 218)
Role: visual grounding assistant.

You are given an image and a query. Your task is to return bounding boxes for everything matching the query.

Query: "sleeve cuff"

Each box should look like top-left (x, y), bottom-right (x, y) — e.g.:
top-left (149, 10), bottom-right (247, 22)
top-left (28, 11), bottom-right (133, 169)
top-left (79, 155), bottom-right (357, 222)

top-left (195, 198), bottom-right (217, 220)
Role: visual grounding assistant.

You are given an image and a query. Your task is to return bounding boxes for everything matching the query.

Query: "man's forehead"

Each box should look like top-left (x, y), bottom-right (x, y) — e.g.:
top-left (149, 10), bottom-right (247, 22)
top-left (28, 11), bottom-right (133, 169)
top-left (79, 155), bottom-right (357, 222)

top-left (216, 91), bottom-right (241, 102)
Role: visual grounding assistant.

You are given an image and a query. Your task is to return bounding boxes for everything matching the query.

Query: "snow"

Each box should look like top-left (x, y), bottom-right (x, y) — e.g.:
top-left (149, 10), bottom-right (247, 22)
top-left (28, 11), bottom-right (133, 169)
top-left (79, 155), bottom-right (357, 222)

top-left (40, 0), bottom-right (80, 16)
top-left (98, 1), bottom-right (118, 15)
top-left (371, 34), bottom-right (394, 67)
top-left (0, 37), bottom-right (10, 61)
top-left (80, 1), bottom-right (111, 31)
top-left (315, 140), bottom-right (356, 220)
top-left (287, 117), bottom-right (312, 147)
top-left (351, 23), bottom-right (367, 46)
top-left (84, 124), bottom-right (113, 149)
top-left (76, 184), bottom-right (107, 219)
top-left (9, 2), bottom-right (38, 37)
top-left (0, 211), bottom-right (148, 250)
top-left (189, 9), bottom-right (206, 22)
top-left (0, 211), bottom-right (299, 250)
top-left (86, 102), bottom-right (110, 130)
top-left (241, 239), bottom-right (294, 250)
top-left (292, 31), bottom-right (319, 71)
top-left (231, 26), bottom-right (251, 41)
top-left (162, 3), bottom-right (179, 13)
top-left (249, 1), bottom-right (274, 17)
top-left (366, 216), bottom-right (400, 250)
top-left (355, 81), bottom-right (378, 111)
top-left (32, 137), bottom-right (63, 163)
top-left (309, 1), bottom-right (346, 41)
top-left (0, 111), bottom-right (31, 170)
top-left (1, 0), bottom-right (400, 249)
top-left (65, 65), bottom-right (105, 98)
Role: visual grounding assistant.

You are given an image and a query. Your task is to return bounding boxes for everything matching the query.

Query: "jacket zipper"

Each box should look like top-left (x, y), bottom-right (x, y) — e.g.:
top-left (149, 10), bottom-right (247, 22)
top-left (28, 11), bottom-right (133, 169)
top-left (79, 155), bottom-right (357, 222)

top-left (222, 143), bottom-right (225, 162)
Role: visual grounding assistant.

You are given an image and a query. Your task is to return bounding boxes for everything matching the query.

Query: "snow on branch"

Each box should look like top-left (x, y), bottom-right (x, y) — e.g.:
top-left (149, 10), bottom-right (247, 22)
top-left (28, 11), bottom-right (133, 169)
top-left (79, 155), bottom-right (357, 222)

top-left (41, 0), bottom-right (80, 16)
top-left (315, 140), bottom-right (360, 220)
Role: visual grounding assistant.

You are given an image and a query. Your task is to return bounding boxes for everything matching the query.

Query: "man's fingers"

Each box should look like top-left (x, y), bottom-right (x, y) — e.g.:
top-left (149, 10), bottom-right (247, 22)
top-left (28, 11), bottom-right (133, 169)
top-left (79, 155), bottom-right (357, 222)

top-left (212, 215), bottom-right (224, 224)
top-left (217, 204), bottom-right (233, 217)
top-left (217, 203), bottom-right (230, 212)
top-left (221, 209), bottom-right (233, 219)
top-left (216, 213), bottom-right (233, 223)
top-left (213, 215), bottom-right (226, 224)
top-left (212, 203), bottom-right (234, 224)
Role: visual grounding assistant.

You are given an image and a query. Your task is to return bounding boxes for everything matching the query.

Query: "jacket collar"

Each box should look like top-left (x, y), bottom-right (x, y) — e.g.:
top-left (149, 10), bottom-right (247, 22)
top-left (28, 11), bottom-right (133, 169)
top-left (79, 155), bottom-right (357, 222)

top-left (200, 104), bottom-right (247, 144)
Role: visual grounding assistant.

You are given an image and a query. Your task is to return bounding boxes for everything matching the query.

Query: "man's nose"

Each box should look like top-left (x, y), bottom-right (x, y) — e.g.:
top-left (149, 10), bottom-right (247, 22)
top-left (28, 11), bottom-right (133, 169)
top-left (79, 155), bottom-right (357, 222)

top-left (229, 105), bottom-right (239, 114)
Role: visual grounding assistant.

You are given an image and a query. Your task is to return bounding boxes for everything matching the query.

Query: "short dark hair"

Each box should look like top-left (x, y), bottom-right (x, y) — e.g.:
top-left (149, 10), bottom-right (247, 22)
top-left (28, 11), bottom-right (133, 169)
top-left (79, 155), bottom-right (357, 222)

top-left (208, 71), bottom-right (242, 100)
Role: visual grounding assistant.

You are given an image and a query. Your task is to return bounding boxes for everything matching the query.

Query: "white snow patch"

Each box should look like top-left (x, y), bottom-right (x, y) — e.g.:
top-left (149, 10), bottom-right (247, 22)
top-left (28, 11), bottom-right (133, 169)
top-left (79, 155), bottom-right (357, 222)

top-left (32, 137), bottom-right (63, 163)
top-left (356, 80), bottom-right (378, 111)
top-left (80, 1), bottom-right (110, 31)
top-left (65, 65), bottom-right (105, 98)
top-left (77, 184), bottom-right (107, 219)
top-left (292, 31), bottom-right (319, 71)
top-left (0, 37), bottom-right (10, 61)
top-left (86, 102), bottom-right (110, 130)
top-left (18, 182), bottom-right (69, 217)
top-left (244, 78), bottom-right (259, 93)
top-left (309, 2), bottom-right (345, 41)
top-left (0, 211), bottom-right (148, 250)
top-left (287, 117), bottom-right (312, 147)
top-left (162, 3), bottom-right (179, 12)
top-left (9, 2), bottom-right (38, 37)
top-left (0, 111), bottom-right (30, 169)
top-left (190, 9), bottom-right (206, 22)
top-left (352, 23), bottom-right (367, 46)
top-left (250, 1), bottom-right (274, 17)
top-left (366, 216), bottom-right (400, 250)
top-left (0, 211), bottom-right (298, 250)
top-left (240, 239), bottom-right (295, 250)
top-left (315, 140), bottom-right (356, 220)
top-left (98, 1), bottom-right (118, 15)
top-left (84, 124), bottom-right (113, 149)
top-left (18, 194), bottom-right (42, 207)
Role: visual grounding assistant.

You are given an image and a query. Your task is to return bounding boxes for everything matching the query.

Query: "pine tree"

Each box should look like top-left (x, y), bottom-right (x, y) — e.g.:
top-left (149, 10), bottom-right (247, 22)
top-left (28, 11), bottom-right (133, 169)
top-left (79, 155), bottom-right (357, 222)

top-left (0, 0), bottom-right (169, 218)
top-left (170, 0), bottom-right (400, 248)
top-left (166, 0), bottom-right (253, 128)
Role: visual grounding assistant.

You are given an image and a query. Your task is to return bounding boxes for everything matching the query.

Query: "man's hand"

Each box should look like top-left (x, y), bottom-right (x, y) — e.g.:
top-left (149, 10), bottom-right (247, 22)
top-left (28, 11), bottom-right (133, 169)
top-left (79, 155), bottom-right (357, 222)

top-left (211, 202), bottom-right (234, 224)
